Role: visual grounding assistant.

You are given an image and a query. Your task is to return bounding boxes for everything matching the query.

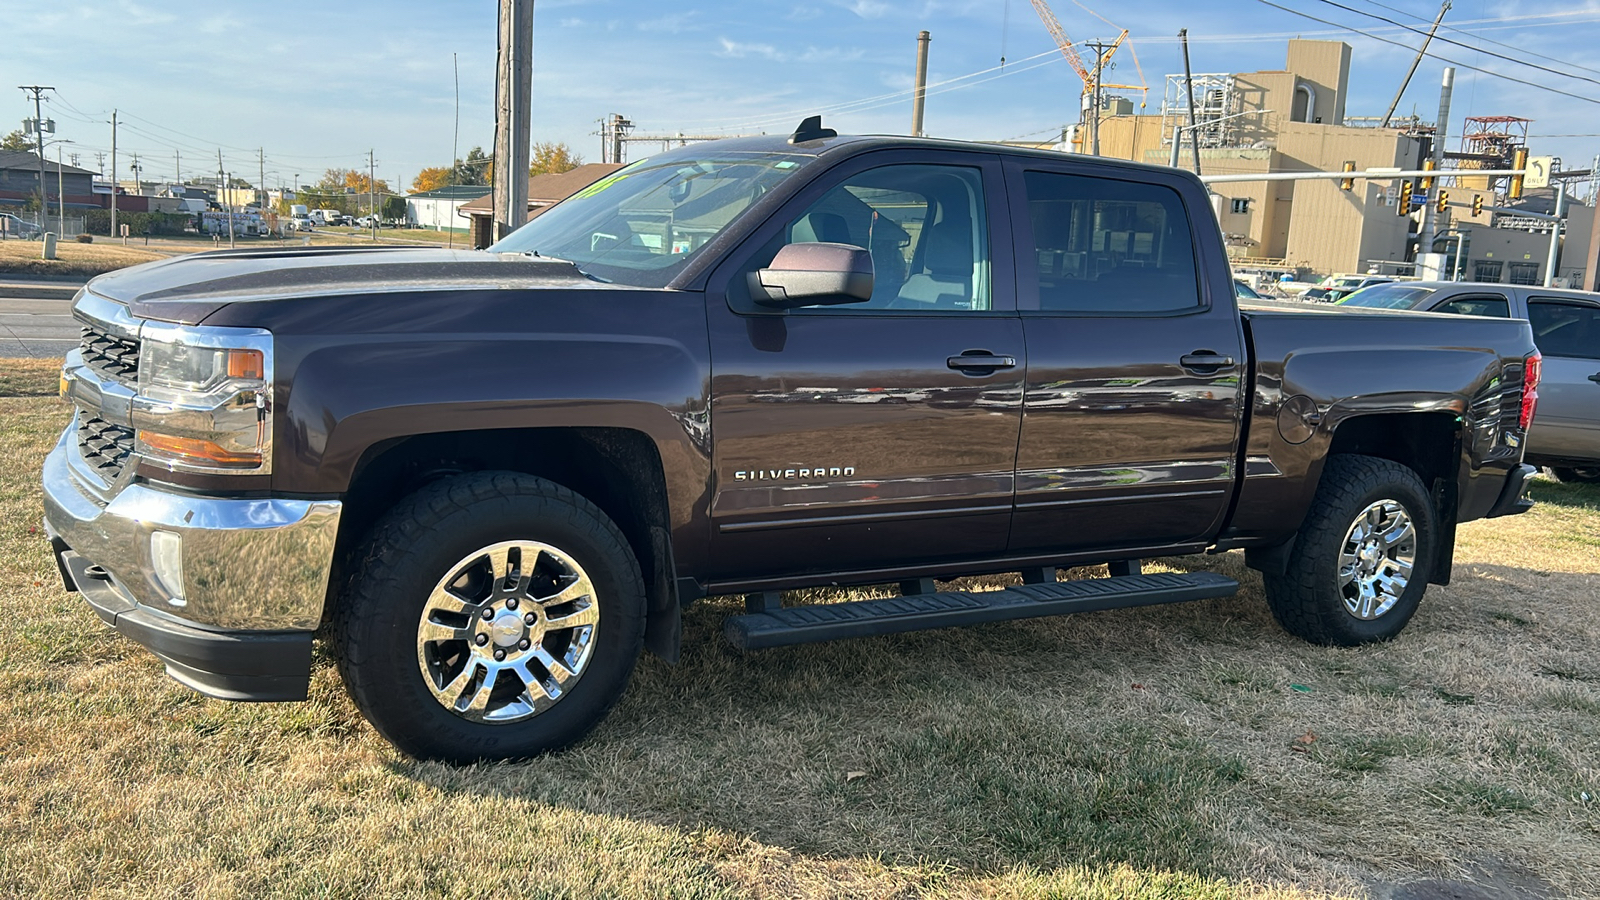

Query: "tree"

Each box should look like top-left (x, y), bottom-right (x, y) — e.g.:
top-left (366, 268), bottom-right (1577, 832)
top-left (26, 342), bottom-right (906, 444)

top-left (412, 166), bottom-right (453, 192)
top-left (226, 176), bottom-right (253, 188)
top-left (1, 128), bottom-right (34, 152)
top-left (452, 147), bottom-right (491, 186)
top-left (529, 141), bottom-right (583, 177)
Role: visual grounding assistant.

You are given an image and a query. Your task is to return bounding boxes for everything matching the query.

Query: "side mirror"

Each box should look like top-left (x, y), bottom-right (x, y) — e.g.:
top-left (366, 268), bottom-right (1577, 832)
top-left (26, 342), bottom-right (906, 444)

top-left (748, 242), bottom-right (873, 308)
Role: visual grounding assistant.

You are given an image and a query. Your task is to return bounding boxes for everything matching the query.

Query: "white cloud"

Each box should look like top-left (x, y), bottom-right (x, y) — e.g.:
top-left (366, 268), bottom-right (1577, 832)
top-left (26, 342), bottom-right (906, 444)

top-left (718, 38), bottom-right (781, 60)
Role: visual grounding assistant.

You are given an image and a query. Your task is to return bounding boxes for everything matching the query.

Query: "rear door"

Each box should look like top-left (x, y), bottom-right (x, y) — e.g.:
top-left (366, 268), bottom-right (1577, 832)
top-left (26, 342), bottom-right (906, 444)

top-left (1522, 295), bottom-right (1600, 462)
top-left (1003, 159), bottom-right (1246, 555)
top-left (702, 151), bottom-right (1024, 582)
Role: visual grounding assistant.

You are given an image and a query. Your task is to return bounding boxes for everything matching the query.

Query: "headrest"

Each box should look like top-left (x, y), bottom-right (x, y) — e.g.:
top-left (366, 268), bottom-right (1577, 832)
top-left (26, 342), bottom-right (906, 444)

top-left (923, 222), bottom-right (972, 277)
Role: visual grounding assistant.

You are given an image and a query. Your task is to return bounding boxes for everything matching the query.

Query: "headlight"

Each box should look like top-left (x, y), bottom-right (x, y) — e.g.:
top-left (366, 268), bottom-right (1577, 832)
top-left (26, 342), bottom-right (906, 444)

top-left (133, 323), bottom-right (273, 474)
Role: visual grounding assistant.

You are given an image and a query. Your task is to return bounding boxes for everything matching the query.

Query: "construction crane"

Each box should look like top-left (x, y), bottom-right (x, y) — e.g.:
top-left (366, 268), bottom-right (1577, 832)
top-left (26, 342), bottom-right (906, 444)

top-left (1027, 0), bottom-right (1146, 152)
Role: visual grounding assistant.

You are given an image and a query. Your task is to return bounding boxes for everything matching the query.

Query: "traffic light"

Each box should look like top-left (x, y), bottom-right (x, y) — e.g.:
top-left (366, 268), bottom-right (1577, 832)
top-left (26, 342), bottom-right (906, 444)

top-left (1420, 158), bottom-right (1435, 190)
top-left (1472, 194), bottom-right (1484, 216)
top-left (1509, 148), bottom-right (1528, 199)
top-left (1436, 190), bottom-right (1449, 214)
top-left (1397, 180), bottom-right (1413, 216)
top-left (1340, 161), bottom-right (1356, 192)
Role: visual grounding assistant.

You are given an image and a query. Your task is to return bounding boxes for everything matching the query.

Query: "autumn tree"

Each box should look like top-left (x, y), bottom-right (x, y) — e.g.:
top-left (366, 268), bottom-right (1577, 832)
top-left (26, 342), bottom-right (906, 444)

top-left (412, 166), bottom-right (453, 192)
top-left (1, 128), bottom-right (35, 152)
top-left (529, 142), bottom-right (583, 176)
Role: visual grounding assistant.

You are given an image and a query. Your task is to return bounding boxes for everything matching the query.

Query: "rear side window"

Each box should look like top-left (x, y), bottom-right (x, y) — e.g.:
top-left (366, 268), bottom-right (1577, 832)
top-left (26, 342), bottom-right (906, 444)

top-left (1433, 296), bottom-right (1510, 318)
top-left (1021, 171), bottom-right (1200, 313)
top-left (1527, 300), bottom-right (1600, 360)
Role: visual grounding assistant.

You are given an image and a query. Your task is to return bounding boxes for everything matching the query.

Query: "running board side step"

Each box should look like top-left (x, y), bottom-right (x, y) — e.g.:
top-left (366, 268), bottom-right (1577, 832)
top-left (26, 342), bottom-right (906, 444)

top-left (724, 571), bottom-right (1238, 651)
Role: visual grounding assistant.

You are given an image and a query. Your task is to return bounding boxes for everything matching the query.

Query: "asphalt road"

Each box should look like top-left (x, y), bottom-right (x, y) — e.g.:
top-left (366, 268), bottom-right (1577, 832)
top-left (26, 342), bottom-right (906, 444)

top-left (0, 279), bottom-right (82, 359)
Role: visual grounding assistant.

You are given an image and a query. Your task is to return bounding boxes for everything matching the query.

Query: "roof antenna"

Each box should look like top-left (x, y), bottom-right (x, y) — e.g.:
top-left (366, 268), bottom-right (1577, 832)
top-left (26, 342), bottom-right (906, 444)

top-left (789, 115), bottom-right (837, 144)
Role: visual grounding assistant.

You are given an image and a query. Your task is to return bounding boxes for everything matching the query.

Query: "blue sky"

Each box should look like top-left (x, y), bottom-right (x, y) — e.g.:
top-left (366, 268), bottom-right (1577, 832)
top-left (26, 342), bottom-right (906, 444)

top-left (5, 0), bottom-right (1600, 192)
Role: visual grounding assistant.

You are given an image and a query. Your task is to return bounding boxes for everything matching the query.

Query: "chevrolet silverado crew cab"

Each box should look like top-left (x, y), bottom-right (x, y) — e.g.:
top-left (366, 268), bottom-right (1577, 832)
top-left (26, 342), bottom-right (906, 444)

top-left (44, 118), bottom-right (1541, 762)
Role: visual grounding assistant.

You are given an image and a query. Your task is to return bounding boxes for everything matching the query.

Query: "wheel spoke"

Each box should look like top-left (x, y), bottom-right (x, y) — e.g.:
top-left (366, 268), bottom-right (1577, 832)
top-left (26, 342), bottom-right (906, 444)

top-left (418, 620), bottom-right (472, 644)
top-left (546, 603), bottom-right (599, 631)
top-left (464, 666), bottom-right (500, 714)
top-left (537, 575), bottom-right (593, 608)
top-left (436, 661), bottom-right (480, 708)
top-left (1379, 518), bottom-right (1414, 550)
top-left (513, 663), bottom-right (555, 706)
top-left (533, 646), bottom-right (577, 688)
top-left (423, 585), bottom-right (481, 617)
top-left (1358, 582), bottom-right (1377, 619)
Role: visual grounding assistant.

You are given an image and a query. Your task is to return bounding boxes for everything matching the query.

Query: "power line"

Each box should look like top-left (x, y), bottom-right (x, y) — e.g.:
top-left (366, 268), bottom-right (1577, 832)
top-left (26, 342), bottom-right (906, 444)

top-left (1308, 0), bottom-right (1600, 89)
top-left (1351, 0), bottom-right (1600, 78)
top-left (1251, 0), bottom-right (1600, 105)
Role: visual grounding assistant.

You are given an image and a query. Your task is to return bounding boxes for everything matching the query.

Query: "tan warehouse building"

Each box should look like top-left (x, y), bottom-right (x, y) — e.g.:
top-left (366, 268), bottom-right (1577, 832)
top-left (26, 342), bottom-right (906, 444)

top-left (1025, 39), bottom-right (1594, 285)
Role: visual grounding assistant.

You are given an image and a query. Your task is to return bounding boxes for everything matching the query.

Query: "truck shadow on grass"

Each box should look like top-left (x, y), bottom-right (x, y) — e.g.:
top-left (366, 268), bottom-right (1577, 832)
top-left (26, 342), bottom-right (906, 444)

top-left (394, 545), bottom-right (1600, 893)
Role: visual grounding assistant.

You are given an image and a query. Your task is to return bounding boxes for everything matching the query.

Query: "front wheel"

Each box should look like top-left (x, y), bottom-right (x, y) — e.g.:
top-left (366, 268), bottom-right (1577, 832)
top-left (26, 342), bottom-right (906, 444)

top-left (1550, 466), bottom-right (1600, 485)
top-left (1263, 455), bottom-right (1435, 646)
top-left (334, 472), bottom-right (646, 763)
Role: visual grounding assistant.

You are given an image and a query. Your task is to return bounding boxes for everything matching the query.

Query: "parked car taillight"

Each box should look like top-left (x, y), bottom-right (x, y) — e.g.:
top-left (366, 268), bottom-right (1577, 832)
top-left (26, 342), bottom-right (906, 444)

top-left (1519, 351), bottom-right (1541, 430)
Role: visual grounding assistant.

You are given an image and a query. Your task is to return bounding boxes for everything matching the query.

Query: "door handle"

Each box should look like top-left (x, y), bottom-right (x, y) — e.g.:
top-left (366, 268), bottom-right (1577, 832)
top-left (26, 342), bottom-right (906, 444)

top-left (1588, 372), bottom-right (1600, 384)
top-left (1180, 351), bottom-right (1236, 372)
top-left (947, 351), bottom-right (1017, 372)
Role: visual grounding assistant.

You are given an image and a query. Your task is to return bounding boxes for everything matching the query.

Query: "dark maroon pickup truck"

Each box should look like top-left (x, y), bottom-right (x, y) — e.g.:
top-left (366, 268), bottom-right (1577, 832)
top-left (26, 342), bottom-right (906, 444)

top-left (44, 119), bottom-right (1541, 761)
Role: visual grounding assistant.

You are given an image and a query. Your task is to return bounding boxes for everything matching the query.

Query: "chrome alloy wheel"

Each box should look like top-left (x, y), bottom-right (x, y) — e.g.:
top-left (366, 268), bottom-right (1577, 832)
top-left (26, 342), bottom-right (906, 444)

top-left (416, 541), bottom-right (599, 723)
top-left (1337, 500), bottom-right (1416, 620)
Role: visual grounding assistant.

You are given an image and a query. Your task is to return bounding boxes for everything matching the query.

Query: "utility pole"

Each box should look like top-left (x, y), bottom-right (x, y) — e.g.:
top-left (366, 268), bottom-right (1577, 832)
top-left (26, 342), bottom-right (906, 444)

top-left (19, 85), bottom-right (54, 222)
top-left (175, 150), bottom-right (181, 186)
top-left (56, 145), bottom-right (66, 236)
top-left (492, 0), bottom-right (534, 241)
top-left (911, 30), bottom-right (931, 137)
top-left (1179, 31), bottom-right (1201, 176)
top-left (1420, 67), bottom-right (1454, 252)
top-left (1084, 40), bottom-right (1114, 157)
top-left (1381, 2), bottom-right (1450, 129)
top-left (1543, 188), bottom-right (1566, 288)
top-left (369, 148), bottom-right (377, 238)
top-left (258, 147), bottom-right (265, 212)
top-left (110, 110), bottom-right (117, 239)
top-left (218, 149), bottom-right (235, 248)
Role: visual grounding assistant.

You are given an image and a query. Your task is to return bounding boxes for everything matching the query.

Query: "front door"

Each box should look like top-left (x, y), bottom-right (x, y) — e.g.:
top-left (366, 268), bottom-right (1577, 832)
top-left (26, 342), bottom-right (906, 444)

top-left (1002, 160), bottom-right (1246, 555)
top-left (703, 153), bottom-right (1023, 583)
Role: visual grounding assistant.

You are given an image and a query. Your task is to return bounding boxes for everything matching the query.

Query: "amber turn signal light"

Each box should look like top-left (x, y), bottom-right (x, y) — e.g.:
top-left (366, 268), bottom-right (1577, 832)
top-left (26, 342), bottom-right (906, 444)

top-left (227, 349), bottom-right (264, 380)
top-left (140, 433), bottom-right (263, 468)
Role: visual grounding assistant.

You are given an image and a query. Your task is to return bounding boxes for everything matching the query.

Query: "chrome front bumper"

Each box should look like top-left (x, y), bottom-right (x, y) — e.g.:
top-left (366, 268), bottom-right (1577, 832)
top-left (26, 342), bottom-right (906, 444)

top-left (42, 424), bottom-right (342, 632)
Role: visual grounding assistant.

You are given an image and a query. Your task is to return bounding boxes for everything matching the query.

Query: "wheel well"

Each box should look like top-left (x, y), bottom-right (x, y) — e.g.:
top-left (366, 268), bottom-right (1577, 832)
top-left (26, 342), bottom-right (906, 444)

top-left (329, 427), bottom-right (672, 626)
top-left (1325, 411), bottom-right (1461, 585)
top-left (1326, 412), bottom-right (1459, 490)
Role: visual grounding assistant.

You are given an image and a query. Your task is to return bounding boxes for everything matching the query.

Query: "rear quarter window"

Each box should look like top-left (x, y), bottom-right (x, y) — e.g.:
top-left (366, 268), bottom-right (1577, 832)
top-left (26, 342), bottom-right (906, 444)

top-left (1526, 300), bottom-right (1600, 360)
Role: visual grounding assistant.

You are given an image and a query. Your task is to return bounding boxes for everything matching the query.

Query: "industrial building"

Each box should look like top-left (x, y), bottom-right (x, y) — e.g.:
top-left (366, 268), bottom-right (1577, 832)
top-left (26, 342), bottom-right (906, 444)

top-left (1023, 39), bottom-right (1596, 287)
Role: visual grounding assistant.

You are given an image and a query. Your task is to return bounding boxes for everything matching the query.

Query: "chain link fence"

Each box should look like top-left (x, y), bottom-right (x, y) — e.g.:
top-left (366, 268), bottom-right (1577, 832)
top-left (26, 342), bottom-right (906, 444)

top-left (0, 211), bottom-right (87, 239)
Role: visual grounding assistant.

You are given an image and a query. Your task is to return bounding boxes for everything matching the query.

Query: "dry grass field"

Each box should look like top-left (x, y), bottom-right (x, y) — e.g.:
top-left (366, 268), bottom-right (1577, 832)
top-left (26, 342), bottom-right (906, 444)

top-left (1, 356), bottom-right (1596, 899)
top-left (0, 240), bottom-right (172, 278)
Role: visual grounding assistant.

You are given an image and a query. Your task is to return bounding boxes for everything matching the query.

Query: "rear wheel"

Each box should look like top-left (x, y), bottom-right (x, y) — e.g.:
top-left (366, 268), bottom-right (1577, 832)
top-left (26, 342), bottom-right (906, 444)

top-left (1263, 455), bottom-right (1435, 646)
top-left (335, 472), bottom-right (645, 762)
top-left (1550, 467), bottom-right (1600, 484)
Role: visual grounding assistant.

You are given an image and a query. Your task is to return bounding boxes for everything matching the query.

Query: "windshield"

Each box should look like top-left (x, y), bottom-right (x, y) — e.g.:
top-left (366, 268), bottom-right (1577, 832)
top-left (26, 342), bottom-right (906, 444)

top-left (1337, 284), bottom-right (1437, 309)
top-left (489, 151), bottom-right (813, 287)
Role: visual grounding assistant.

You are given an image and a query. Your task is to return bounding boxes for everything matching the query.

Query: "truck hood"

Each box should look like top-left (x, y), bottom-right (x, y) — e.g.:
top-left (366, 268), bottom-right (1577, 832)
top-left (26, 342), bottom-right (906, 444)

top-left (87, 245), bottom-right (609, 325)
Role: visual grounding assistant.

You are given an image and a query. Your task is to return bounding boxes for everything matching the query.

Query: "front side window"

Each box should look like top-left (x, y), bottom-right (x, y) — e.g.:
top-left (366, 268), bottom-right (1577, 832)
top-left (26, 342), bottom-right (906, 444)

top-left (1527, 300), bottom-right (1600, 360)
top-left (1021, 170), bottom-right (1201, 313)
top-left (490, 151), bottom-right (812, 287)
top-left (737, 163), bottom-right (992, 312)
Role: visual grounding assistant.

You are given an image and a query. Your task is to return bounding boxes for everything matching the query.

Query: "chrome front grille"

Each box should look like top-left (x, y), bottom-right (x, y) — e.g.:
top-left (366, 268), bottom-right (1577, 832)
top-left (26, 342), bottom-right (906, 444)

top-left (80, 324), bottom-right (140, 384)
top-left (77, 414), bottom-right (136, 482)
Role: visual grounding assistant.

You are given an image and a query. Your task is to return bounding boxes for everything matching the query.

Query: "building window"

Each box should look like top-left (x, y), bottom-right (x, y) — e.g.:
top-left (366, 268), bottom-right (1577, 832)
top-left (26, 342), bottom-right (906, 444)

top-left (1473, 260), bottom-right (1503, 283)
top-left (1508, 263), bottom-right (1538, 286)
top-left (1230, 198), bottom-right (1251, 215)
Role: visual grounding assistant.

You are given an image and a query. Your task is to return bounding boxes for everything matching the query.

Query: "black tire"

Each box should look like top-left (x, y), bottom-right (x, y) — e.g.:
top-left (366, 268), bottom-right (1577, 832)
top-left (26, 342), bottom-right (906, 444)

top-left (1551, 466), bottom-right (1600, 485)
top-left (334, 471), bottom-right (646, 763)
top-left (1262, 455), bottom-right (1435, 646)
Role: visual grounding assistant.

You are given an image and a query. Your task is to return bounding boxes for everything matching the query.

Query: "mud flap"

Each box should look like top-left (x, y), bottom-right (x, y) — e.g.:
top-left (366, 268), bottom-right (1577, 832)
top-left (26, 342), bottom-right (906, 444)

top-left (643, 526), bottom-right (681, 664)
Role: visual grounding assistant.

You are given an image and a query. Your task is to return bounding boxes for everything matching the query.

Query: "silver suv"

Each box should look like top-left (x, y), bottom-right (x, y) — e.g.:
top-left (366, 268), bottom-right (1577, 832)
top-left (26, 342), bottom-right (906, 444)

top-left (1339, 281), bottom-right (1600, 483)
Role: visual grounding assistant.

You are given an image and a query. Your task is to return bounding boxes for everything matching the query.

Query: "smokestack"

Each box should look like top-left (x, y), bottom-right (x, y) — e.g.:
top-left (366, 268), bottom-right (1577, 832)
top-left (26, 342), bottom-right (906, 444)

top-left (912, 31), bottom-right (931, 137)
